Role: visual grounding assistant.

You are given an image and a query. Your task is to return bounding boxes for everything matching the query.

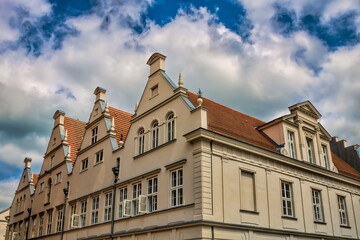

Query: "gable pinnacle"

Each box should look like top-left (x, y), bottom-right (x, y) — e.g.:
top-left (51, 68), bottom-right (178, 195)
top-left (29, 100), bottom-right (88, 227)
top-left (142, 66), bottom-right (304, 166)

top-left (197, 88), bottom-right (203, 107)
top-left (111, 117), bottom-right (115, 132)
top-left (63, 130), bottom-right (68, 143)
top-left (178, 73), bottom-right (184, 87)
top-left (105, 100), bottom-right (109, 113)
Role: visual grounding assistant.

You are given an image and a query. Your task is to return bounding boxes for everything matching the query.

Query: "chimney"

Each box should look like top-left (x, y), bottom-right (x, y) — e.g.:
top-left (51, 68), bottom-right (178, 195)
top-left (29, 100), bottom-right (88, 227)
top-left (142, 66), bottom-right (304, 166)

top-left (53, 110), bottom-right (65, 127)
top-left (94, 87), bottom-right (107, 102)
top-left (147, 53), bottom-right (166, 76)
top-left (24, 157), bottom-right (32, 169)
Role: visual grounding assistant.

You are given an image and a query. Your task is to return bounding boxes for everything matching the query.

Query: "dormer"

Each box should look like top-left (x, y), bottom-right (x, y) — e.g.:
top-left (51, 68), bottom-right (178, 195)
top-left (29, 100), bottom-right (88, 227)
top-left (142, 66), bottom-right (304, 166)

top-left (259, 101), bottom-right (336, 171)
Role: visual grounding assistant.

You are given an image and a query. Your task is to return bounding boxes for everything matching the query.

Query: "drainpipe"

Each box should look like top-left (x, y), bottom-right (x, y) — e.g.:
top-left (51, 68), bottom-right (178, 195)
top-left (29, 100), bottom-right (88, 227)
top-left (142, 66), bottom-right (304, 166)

top-left (61, 182), bottom-right (69, 240)
top-left (110, 158), bottom-right (120, 239)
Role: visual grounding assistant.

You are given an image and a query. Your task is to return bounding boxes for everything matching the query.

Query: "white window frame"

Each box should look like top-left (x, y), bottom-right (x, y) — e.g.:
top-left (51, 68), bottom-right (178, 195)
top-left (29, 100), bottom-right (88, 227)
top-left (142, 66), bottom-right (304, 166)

top-left (95, 150), bottom-right (103, 164)
top-left (281, 181), bottom-right (294, 217)
top-left (166, 113), bottom-right (175, 142)
top-left (50, 155), bottom-right (55, 169)
top-left (152, 122), bottom-right (159, 149)
top-left (170, 169), bottom-right (183, 207)
top-left (287, 131), bottom-right (297, 159)
top-left (104, 192), bottom-right (113, 222)
top-left (147, 177), bottom-right (158, 212)
top-left (132, 183), bottom-right (142, 216)
top-left (38, 215), bottom-right (44, 236)
top-left (31, 217), bottom-right (36, 238)
top-left (118, 187), bottom-right (128, 218)
top-left (80, 201), bottom-right (87, 227)
top-left (312, 189), bottom-right (324, 222)
top-left (56, 208), bottom-right (63, 233)
top-left (69, 204), bottom-right (76, 228)
top-left (306, 138), bottom-right (315, 164)
top-left (46, 211), bottom-right (53, 235)
top-left (91, 196), bottom-right (99, 224)
top-left (322, 145), bottom-right (329, 169)
top-left (91, 126), bottom-right (98, 144)
top-left (138, 129), bottom-right (145, 154)
top-left (81, 158), bottom-right (88, 171)
top-left (338, 195), bottom-right (349, 226)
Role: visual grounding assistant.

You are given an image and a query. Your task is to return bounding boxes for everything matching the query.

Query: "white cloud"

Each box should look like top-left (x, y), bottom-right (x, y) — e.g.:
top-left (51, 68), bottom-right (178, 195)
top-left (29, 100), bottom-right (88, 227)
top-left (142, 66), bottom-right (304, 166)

top-left (0, 178), bottom-right (18, 210)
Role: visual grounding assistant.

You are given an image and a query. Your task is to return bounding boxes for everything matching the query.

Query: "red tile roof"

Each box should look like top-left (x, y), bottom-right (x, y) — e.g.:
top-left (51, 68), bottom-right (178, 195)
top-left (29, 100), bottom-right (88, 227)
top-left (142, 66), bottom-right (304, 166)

top-left (331, 153), bottom-right (360, 181)
top-left (64, 117), bottom-right (86, 164)
top-left (187, 91), bottom-right (277, 151)
top-left (109, 107), bottom-right (132, 143)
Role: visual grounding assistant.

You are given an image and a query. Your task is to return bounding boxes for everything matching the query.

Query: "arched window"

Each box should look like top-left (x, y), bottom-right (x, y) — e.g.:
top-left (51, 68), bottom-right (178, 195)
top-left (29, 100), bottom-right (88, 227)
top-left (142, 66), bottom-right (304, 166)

top-left (46, 179), bottom-right (52, 203)
top-left (152, 121), bottom-right (159, 149)
top-left (138, 128), bottom-right (145, 154)
top-left (166, 113), bottom-right (175, 142)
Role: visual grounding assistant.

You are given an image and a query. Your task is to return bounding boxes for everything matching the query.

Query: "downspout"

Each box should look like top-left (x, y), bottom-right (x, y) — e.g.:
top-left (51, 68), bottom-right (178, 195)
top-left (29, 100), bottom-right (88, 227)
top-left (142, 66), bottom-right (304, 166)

top-left (61, 182), bottom-right (69, 240)
top-left (110, 158), bottom-right (120, 240)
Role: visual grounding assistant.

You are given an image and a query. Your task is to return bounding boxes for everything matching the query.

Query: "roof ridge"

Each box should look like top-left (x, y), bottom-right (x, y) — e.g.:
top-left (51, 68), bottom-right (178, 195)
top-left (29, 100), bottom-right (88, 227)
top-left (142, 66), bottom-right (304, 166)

top-left (188, 91), bottom-right (265, 125)
top-left (109, 106), bottom-right (133, 117)
top-left (64, 116), bottom-right (86, 124)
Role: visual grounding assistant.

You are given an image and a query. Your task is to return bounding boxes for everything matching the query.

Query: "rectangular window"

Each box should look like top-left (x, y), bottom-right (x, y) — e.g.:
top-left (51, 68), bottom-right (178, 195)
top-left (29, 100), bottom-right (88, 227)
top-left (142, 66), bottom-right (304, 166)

top-left (287, 131), bottom-right (297, 159)
top-left (55, 172), bottom-right (62, 184)
top-left (95, 150), bottom-right (103, 164)
top-left (46, 211), bottom-right (53, 235)
top-left (80, 201), bottom-right (87, 227)
top-left (40, 182), bottom-right (44, 192)
top-left (50, 155), bottom-right (55, 169)
top-left (31, 217), bottom-right (36, 238)
top-left (322, 145), bottom-right (329, 169)
top-left (69, 204), bottom-right (76, 228)
top-left (118, 187), bottom-right (128, 218)
top-left (312, 189), bottom-right (324, 222)
top-left (150, 84), bottom-right (158, 97)
top-left (56, 208), bottom-right (63, 232)
top-left (91, 126), bottom-right (98, 144)
top-left (170, 169), bottom-right (183, 206)
top-left (104, 192), bottom-right (112, 222)
top-left (338, 196), bottom-right (349, 226)
top-left (91, 197), bottom-right (99, 224)
top-left (240, 171), bottom-right (256, 211)
top-left (306, 138), bottom-right (315, 164)
top-left (38, 215), bottom-right (44, 236)
top-left (281, 181), bottom-right (294, 217)
top-left (132, 183), bottom-right (141, 216)
top-left (148, 177), bottom-right (158, 212)
top-left (81, 158), bottom-right (88, 171)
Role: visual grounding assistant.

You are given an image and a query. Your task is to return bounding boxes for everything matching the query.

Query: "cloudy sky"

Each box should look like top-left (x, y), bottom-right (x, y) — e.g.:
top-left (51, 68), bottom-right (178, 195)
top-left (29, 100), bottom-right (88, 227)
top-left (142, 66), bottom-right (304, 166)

top-left (1, 0), bottom-right (360, 210)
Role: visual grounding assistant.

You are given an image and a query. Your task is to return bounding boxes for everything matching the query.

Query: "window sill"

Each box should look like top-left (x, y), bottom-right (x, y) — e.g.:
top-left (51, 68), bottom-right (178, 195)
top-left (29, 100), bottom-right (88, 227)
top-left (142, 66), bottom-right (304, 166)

top-left (44, 202), bottom-right (50, 206)
top-left (133, 139), bottom-right (176, 159)
top-left (282, 216), bottom-right (297, 221)
top-left (340, 225), bottom-right (351, 229)
top-left (14, 211), bottom-right (24, 217)
top-left (80, 168), bottom-right (88, 174)
top-left (94, 161), bottom-right (103, 167)
top-left (240, 209), bottom-right (259, 215)
top-left (314, 221), bottom-right (326, 225)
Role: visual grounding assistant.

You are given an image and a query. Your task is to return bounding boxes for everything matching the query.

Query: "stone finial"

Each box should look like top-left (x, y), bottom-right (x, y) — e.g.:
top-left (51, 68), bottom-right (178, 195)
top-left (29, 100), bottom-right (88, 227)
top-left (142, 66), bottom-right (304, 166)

top-left (178, 73), bottom-right (184, 87)
top-left (94, 87), bottom-right (107, 101)
top-left (63, 130), bottom-right (68, 143)
top-left (197, 88), bottom-right (203, 107)
top-left (24, 157), bottom-right (32, 169)
top-left (119, 134), bottom-right (124, 147)
top-left (105, 100), bottom-right (110, 113)
top-left (53, 110), bottom-right (65, 127)
top-left (67, 146), bottom-right (71, 158)
top-left (147, 53), bottom-right (166, 76)
top-left (111, 117), bottom-right (115, 132)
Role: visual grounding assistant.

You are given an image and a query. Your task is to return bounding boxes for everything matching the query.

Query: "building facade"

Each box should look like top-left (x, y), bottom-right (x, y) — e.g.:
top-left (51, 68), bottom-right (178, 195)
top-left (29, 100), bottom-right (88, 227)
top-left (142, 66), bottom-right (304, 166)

top-left (6, 53), bottom-right (360, 240)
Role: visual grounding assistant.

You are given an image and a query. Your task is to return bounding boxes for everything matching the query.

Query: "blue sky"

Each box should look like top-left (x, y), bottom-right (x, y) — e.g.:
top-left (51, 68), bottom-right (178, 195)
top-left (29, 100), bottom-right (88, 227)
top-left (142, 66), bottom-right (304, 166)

top-left (0, 0), bottom-right (360, 210)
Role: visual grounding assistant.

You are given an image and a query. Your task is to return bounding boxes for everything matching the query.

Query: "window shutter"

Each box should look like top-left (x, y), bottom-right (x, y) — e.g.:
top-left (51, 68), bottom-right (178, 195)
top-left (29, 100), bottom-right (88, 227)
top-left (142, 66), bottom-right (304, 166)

top-left (139, 195), bottom-right (147, 213)
top-left (71, 214), bottom-right (80, 228)
top-left (123, 200), bottom-right (131, 217)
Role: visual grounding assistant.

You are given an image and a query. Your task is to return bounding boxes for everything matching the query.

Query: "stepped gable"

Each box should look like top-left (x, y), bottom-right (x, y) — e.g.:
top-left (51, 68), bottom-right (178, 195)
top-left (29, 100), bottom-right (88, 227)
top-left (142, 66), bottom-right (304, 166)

top-left (187, 91), bottom-right (277, 151)
top-left (331, 152), bottom-right (360, 181)
top-left (109, 106), bottom-right (132, 142)
top-left (64, 117), bottom-right (86, 164)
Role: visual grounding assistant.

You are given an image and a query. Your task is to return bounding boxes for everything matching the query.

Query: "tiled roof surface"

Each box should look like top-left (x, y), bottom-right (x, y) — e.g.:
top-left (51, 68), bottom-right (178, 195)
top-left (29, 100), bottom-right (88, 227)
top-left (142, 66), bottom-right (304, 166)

top-left (109, 107), bottom-right (132, 143)
top-left (187, 91), bottom-right (277, 151)
top-left (32, 174), bottom-right (39, 186)
top-left (64, 117), bottom-right (86, 164)
top-left (331, 152), bottom-right (360, 181)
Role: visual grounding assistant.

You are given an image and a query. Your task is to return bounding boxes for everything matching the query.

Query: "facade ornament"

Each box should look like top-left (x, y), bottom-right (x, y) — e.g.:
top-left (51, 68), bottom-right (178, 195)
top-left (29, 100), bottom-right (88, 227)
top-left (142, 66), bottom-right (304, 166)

top-left (105, 100), bottom-right (110, 113)
top-left (178, 73), bottom-right (184, 87)
top-left (111, 117), bottom-right (115, 132)
top-left (63, 130), bottom-right (68, 143)
top-left (119, 134), bottom-right (124, 147)
top-left (197, 89), bottom-right (203, 107)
